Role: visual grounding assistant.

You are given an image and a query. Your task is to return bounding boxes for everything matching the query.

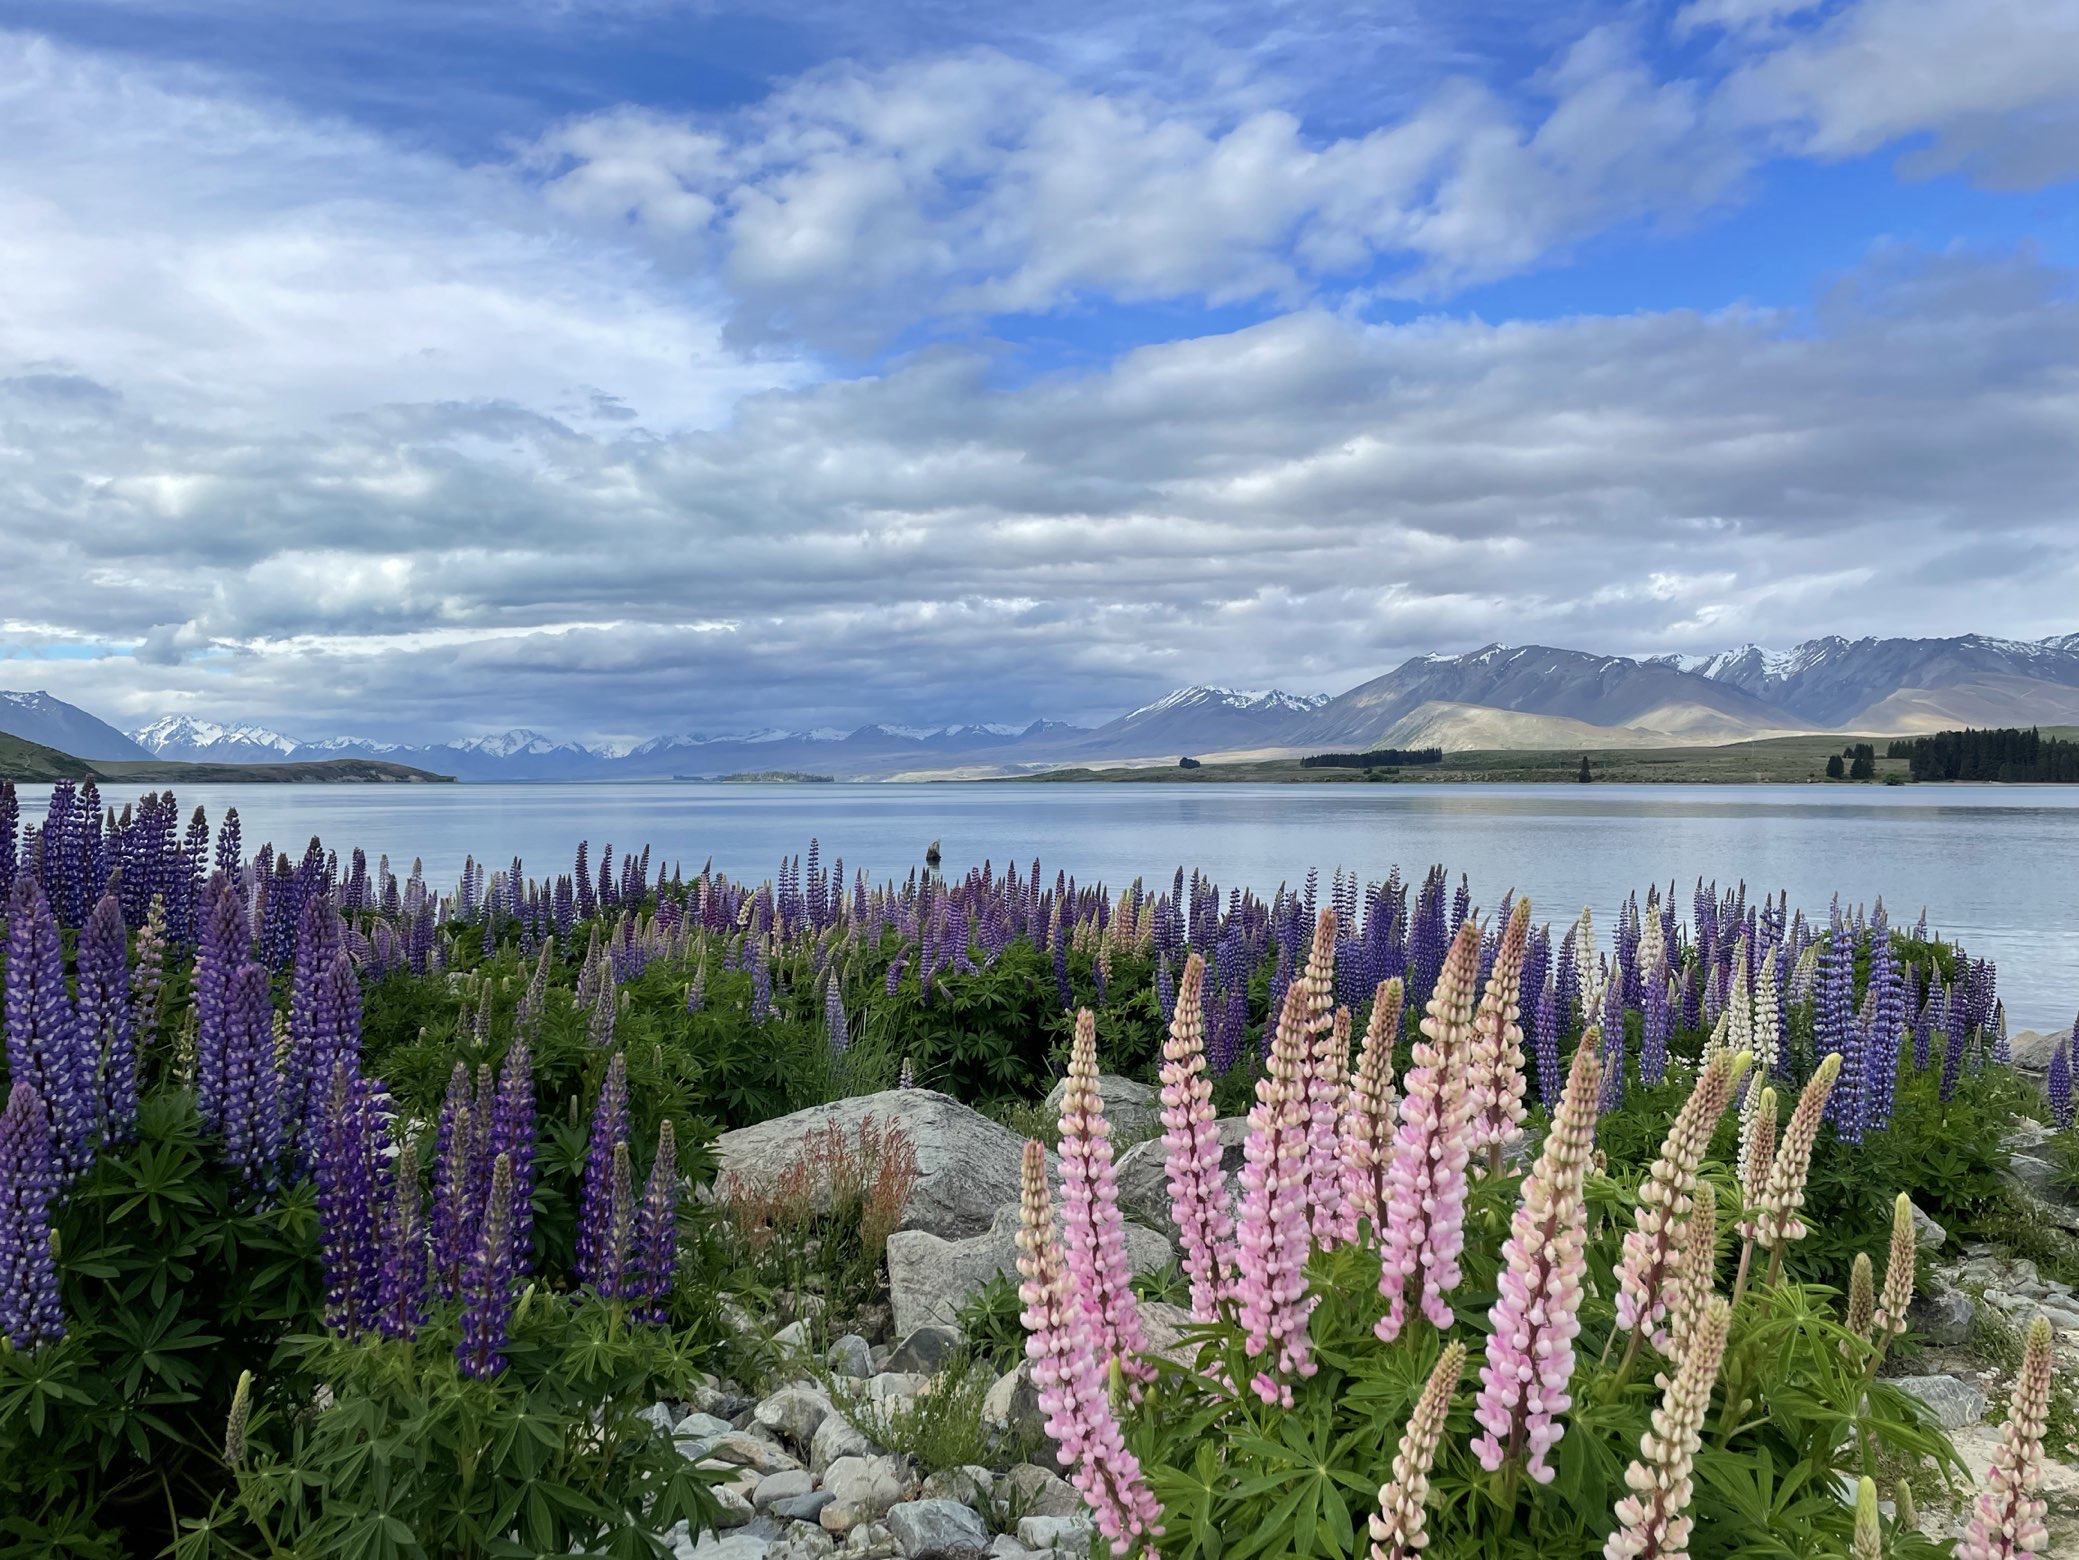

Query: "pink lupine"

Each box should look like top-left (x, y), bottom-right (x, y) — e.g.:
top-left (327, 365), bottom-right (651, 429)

top-left (1377, 920), bottom-right (1481, 1342)
top-left (1235, 979), bottom-right (1318, 1405)
top-left (1467, 897), bottom-right (1533, 1172)
top-left (1956, 1314), bottom-right (2053, 1560)
top-left (1016, 1139), bottom-right (1163, 1552)
top-left (1473, 1040), bottom-right (1602, 1482)
top-left (1057, 1007), bottom-right (1151, 1384)
top-left (1603, 1297), bottom-right (1731, 1560)
top-left (1300, 910), bottom-right (1348, 1246)
top-left (1370, 1340), bottom-right (1465, 1560)
top-left (1159, 952), bottom-right (1235, 1320)
top-left (1341, 978), bottom-right (1403, 1239)
top-left (1613, 1048), bottom-right (1749, 1349)
top-left (1665, 1181), bottom-right (1717, 1365)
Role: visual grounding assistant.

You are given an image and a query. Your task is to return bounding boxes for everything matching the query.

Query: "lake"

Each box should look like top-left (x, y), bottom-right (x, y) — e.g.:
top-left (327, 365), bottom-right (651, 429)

top-left (12, 781), bottom-right (2078, 1031)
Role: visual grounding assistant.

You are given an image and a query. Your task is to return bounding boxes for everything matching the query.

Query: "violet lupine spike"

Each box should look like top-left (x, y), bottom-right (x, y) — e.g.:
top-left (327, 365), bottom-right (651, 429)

top-left (597, 1140), bottom-right (636, 1299)
top-left (635, 1119), bottom-right (679, 1323)
top-left (131, 895), bottom-right (169, 1055)
top-left (456, 1152), bottom-right (517, 1381)
top-left (1158, 953), bottom-right (1236, 1321)
top-left (1376, 919), bottom-right (1481, 1343)
top-left (4, 873), bottom-right (94, 1183)
top-left (375, 1136), bottom-right (427, 1340)
top-left (218, 962), bottom-right (284, 1194)
top-left (1370, 1341), bottom-right (1465, 1560)
top-left (1602, 1297), bottom-right (1731, 1560)
top-left (1613, 1049), bottom-right (1750, 1349)
top-left (0, 1081), bottom-right (67, 1350)
top-left (576, 1052), bottom-right (631, 1288)
top-left (1057, 1007), bottom-right (1153, 1385)
top-left (194, 878), bottom-right (249, 1131)
top-left (1532, 976), bottom-right (1563, 1107)
top-left (490, 1039), bottom-right (537, 1271)
top-left (313, 1062), bottom-right (385, 1337)
top-left (1014, 1139), bottom-right (1164, 1550)
top-left (77, 890), bottom-right (137, 1148)
top-left (1472, 1040), bottom-right (1601, 1483)
top-left (1466, 897), bottom-right (1532, 1170)
top-left (824, 973), bottom-right (849, 1054)
top-left (429, 1064), bottom-right (479, 1297)
top-left (2049, 1039), bottom-right (2073, 1132)
top-left (1341, 978), bottom-right (1403, 1242)
top-left (1955, 1314), bottom-right (2054, 1560)
top-left (1235, 979), bottom-right (1319, 1404)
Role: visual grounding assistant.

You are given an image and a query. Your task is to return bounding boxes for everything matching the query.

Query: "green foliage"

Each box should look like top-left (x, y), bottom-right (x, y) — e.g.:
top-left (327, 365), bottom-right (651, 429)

top-left (955, 1273), bottom-right (1029, 1374)
top-left (839, 1347), bottom-right (1007, 1474)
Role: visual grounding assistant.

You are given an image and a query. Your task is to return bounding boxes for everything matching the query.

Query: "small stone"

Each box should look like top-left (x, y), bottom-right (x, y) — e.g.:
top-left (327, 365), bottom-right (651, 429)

top-left (773, 1492), bottom-right (838, 1524)
top-left (1908, 1286), bottom-right (1974, 1347)
top-left (886, 1499), bottom-right (990, 1557)
top-left (776, 1522), bottom-right (838, 1560)
top-left (637, 1402), bottom-right (679, 1437)
top-left (820, 1456), bottom-right (909, 1534)
top-left (712, 1480), bottom-right (759, 1529)
top-left (1892, 1374), bottom-right (1989, 1430)
top-left (678, 1412), bottom-right (737, 1441)
top-left (756, 1470), bottom-right (818, 1511)
top-left (987, 1539), bottom-right (1031, 1559)
top-left (867, 1372), bottom-right (930, 1400)
top-left (811, 1412), bottom-right (883, 1478)
top-left (829, 1334), bottom-right (876, 1379)
top-left (919, 1466), bottom-right (994, 1509)
top-left (673, 1529), bottom-right (772, 1560)
top-left (888, 1325), bottom-right (962, 1376)
top-left (707, 1432), bottom-right (806, 1475)
top-left (757, 1387), bottom-right (837, 1448)
top-left (999, 1464), bottom-right (1080, 1520)
top-left (1905, 1199), bottom-right (1948, 1255)
top-left (1014, 1515), bottom-right (1092, 1552)
top-left (775, 1319), bottom-right (813, 1350)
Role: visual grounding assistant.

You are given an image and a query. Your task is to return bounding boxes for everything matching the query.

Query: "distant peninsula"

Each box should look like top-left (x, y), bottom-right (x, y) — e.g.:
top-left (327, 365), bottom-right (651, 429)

top-left (676, 770), bottom-right (836, 784)
top-left (0, 731), bottom-right (453, 784)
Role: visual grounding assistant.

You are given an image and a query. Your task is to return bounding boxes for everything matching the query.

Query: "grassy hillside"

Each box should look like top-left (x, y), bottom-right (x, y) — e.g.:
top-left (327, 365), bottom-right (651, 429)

top-left (0, 731), bottom-right (452, 784)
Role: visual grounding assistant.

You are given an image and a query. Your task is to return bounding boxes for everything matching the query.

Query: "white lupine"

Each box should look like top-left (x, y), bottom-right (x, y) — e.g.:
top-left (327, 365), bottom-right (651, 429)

top-left (1603, 1298), bottom-right (1732, 1560)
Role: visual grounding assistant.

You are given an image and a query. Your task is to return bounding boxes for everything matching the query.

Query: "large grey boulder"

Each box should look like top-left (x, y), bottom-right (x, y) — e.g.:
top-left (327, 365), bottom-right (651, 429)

top-left (1041, 1073), bottom-right (1161, 1143)
top-left (886, 1204), bottom-right (1172, 1337)
top-left (1892, 1374), bottom-right (1988, 1430)
top-left (1114, 1117), bottom-right (1249, 1234)
top-left (886, 1500), bottom-right (990, 1557)
top-left (712, 1091), bottom-right (1049, 1240)
top-left (819, 1455), bottom-right (910, 1535)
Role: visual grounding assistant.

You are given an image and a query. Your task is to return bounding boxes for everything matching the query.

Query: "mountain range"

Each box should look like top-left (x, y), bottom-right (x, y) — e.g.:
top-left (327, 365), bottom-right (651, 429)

top-left (5, 632), bottom-right (2077, 781)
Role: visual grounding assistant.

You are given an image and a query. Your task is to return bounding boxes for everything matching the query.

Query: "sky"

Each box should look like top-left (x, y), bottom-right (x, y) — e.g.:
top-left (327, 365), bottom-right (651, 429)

top-left (1, 0), bottom-right (2076, 744)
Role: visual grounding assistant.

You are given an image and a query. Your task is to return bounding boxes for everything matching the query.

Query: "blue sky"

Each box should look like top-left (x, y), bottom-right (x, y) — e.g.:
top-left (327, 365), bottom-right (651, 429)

top-left (1, 0), bottom-right (2076, 741)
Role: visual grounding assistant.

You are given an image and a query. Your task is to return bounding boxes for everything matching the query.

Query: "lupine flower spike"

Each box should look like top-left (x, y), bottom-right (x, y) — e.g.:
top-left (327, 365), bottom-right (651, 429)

top-left (1852, 1476), bottom-right (1882, 1560)
top-left (1057, 1007), bottom-right (1152, 1384)
top-left (1844, 1253), bottom-right (1876, 1345)
top-left (224, 1370), bottom-right (254, 1467)
top-left (1869, 1193), bottom-right (1916, 1353)
top-left (1666, 1180), bottom-right (1717, 1366)
top-left (457, 1152), bottom-right (517, 1380)
top-left (1956, 1314), bottom-right (2053, 1560)
top-left (1298, 909), bottom-right (1347, 1245)
top-left (0, 1081), bottom-right (66, 1350)
top-left (1473, 1040), bottom-right (1600, 1482)
top-left (1158, 953), bottom-right (1235, 1321)
top-left (1342, 978), bottom-right (1403, 1240)
top-left (1467, 897), bottom-right (1532, 1173)
top-left (1603, 1296), bottom-right (1731, 1560)
top-left (1757, 1054), bottom-right (1843, 1284)
top-left (1236, 980), bottom-right (1319, 1403)
top-left (1370, 1340), bottom-right (1465, 1560)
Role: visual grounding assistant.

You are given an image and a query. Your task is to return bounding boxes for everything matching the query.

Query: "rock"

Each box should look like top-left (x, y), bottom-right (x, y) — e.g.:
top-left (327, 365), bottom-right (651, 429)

top-left (1905, 1199), bottom-right (1948, 1255)
top-left (888, 1325), bottom-right (963, 1376)
top-left (673, 1530), bottom-right (772, 1560)
top-left (638, 1402), bottom-right (679, 1437)
top-left (982, 1365), bottom-right (1054, 1459)
top-left (756, 1471), bottom-right (818, 1511)
top-left (812, 1412), bottom-right (884, 1478)
top-left (772, 1523), bottom-right (838, 1560)
top-left (1041, 1073), bottom-right (1160, 1142)
top-left (757, 1388), bottom-right (836, 1448)
top-left (2005, 1119), bottom-right (2055, 1151)
top-left (999, 1464), bottom-right (1080, 1519)
top-left (887, 1204), bottom-right (1171, 1337)
top-left (1136, 1300), bottom-right (1197, 1364)
top-left (1892, 1374), bottom-right (1988, 1430)
top-left (773, 1493), bottom-right (838, 1524)
top-left (829, 1335), bottom-right (876, 1379)
top-left (775, 1320), bottom-right (813, 1351)
top-left (843, 1520), bottom-right (895, 1557)
top-left (713, 1091), bottom-right (1051, 1240)
top-left (886, 1500), bottom-right (991, 1557)
top-left (919, 1466), bottom-right (994, 1508)
top-left (706, 1432), bottom-right (806, 1475)
top-left (820, 1455), bottom-right (910, 1535)
top-left (867, 1372), bottom-right (931, 1400)
top-left (1115, 1116), bottom-right (1248, 1234)
top-left (710, 1479), bottom-right (759, 1528)
top-left (1908, 1286), bottom-right (1975, 1347)
top-left (1014, 1516), bottom-right (1092, 1553)
top-left (678, 1411), bottom-right (738, 1442)
top-left (2010, 1031), bottom-right (2065, 1071)
top-left (988, 1539), bottom-right (1031, 1559)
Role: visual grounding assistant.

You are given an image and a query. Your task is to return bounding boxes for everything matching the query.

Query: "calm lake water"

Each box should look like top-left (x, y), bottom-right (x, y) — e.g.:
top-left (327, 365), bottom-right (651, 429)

top-left (14, 781), bottom-right (2079, 1031)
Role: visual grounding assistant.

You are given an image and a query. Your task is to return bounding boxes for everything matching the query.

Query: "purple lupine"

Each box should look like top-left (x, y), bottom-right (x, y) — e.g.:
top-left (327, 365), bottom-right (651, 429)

top-left (0, 1081), bottom-right (66, 1349)
top-left (749, 938), bottom-right (772, 1023)
top-left (76, 891), bottom-right (137, 1147)
top-left (1597, 961), bottom-right (1627, 1115)
top-left (456, 1152), bottom-right (516, 1380)
top-left (1940, 1009), bottom-right (1969, 1103)
top-left (313, 1062), bottom-right (385, 1336)
top-left (489, 1039), bottom-right (536, 1271)
top-left (575, 1053), bottom-right (630, 1288)
top-left (5, 874), bottom-right (93, 1182)
top-left (1816, 923), bottom-right (1858, 1133)
top-left (194, 878), bottom-right (249, 1130)
top-left (430, 1063), bottom-right (481, 1298)
top-left (1532, 978), bottom-right (1563, 1107)
top-left (1865, 911), bottom-right (1904, 1132)
top-left (1913, 974), bottom-right (1939, 1072)
top-left (219, 963), bottom-right (284, 1193)
top-left (1639, 966), bottom-right (1672, 1088)
top-left (635, 1119), bottom-right (679, 1323)
top-left (2047, 1035), bottom-right (2073, 1132)
top-left (0, 782), bottom-right (17, 904)
top-left (375, 1137), bottom-right (427, 1340)
top-left (824, 974), bottom-right (850, 1054)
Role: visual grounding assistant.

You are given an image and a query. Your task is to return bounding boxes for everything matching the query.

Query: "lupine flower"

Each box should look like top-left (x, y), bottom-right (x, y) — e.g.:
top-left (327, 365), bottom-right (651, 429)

top-left (1158, 953), bottom-right (1235, 1320)
top-left (1666, 1180), bottom-right (1717, 1364)
top-left (1295, 910), bottom-right (1349, 1246)
top-left (490, 1039), bottom-right (536, 1272)
top-left (1369, 1340), bottom-right (1464, 1560)
top-left (635, 1119), bottom-right (678, 1323)
top-left (375, 1137), bottom-right (426, 1340)
top-left (131, 895), bottom-right (169, 1054)
top-left (219, 963), bottom-right (284, 1193)
top-left (1852, 1476), bottom-right (1882, 1560)
top-left (1532, 977), bottom-right (1563, 1107)
top-left (595, 1140), bottom-right (636, 1298)
top-left (430, 1064), bottom-right (480, 1296)
top-left (1466, 898), bottom-right (1532, 1170)
top-left (1341, 978), bottom-right (1403, 1240)
top-left (1734, 1088), bottom-right (1776, 1243)
top-left (5, 874), bottom-right (93, 1182)
top-left (456, 1152), bottom-right (517, 1381)
top-left (1869, 1193), bottom-right (1916, 1347)
top-left (1614, 1049), bottom-right (1749, 1348)
top-left (1236, 980), bottom-right (1318, 1403)
top-left (2049, 1039), bottom-right (2073, 1132)
top-left (898, 1055), bottom-right (915, 1089)
top-left (1473, 1041), bottom-right (1601, 1482)
top-left (1058, 1007), bottom-right (1152, 1384)
top-left (0, 1081), bottom-right (66, 1350)
top-left (1754, 1054), bottom-right (1844, 1263)
top-left (576, 1053), bottom-right (631, 1289)
top-left (1015, 1138), bottom-right (1163, 1549)
top-left (1843, 1252), bottom-right (1876, 1346)
top-left (1603, 1296), bottom-right (1730, 1560)
top-left (77, 891), bottom-right (136, 1147)
top-left (1955, 1315), bottom-right (2054, 1560)
top-left (1377, 920), bottom-right (1480, 1342)
top-left (194, 878), bottom-right (248, 1131)
top-left (314, 1062), bottom-right (385, 1336)
top-left (224, 1369), bottom-right (254, 1467)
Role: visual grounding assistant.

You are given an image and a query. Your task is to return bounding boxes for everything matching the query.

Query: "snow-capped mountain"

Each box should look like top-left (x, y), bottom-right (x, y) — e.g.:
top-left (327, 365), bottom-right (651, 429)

top-left (130, 715), bottom-right (300, 763)
top-left (1125, 687), bottom-right (1332, 721)
top-left (1, 690), bottom-right (151, 761)
top-left (1672, 633), bottom-right (2079, 729)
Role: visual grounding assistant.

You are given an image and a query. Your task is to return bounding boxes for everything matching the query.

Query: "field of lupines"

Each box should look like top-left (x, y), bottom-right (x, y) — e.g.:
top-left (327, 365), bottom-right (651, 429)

top-left (0, 775), bottom-right (2074, 1559)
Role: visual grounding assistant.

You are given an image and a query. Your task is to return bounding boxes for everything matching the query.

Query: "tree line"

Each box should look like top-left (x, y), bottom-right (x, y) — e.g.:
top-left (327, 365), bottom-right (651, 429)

top-left (1885, 726), bottom-right (2079, 782)
top-left (1300, 746), bottom-right (1445, 769)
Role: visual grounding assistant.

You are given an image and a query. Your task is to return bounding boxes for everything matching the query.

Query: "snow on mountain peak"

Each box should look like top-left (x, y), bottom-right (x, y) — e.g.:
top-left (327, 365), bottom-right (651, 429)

top-left (1126, 686), bottom-right (1329, 721)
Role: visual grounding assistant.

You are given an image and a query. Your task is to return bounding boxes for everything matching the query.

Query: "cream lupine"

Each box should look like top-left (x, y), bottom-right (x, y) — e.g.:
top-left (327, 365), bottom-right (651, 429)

top-left (1472, 1040), bottom-right (1602, 1482)
top-left (1852, 1476), bottom-right (1882, 1560)
top-left (1235, 980), bottom-right (1318, 1404)
top-left (1467, 898), bottom-right (1533, 1170)
top-left (1956, 1315), bottom-right (2054, 1560)
top-left (1377, 920), bottom-right (1482, 1342)
top-left (1571, 908), bottom-right (1598, 1015)
top-left (1870, 1193), bottom-right (1916, 1346)
top-left (1370, 1340), bottom-right (1465, 1560)
top-left (1158, 952), bottom-right (1235, 1321)
top-left (1057, 1008), bottom-right (1152, 1384)
top-left (1665, 1180), bottom-right (1717, 1366)
top-left (1734, 1089), bottom-right (1777, 1243)
top-left (1613, 1049), bottom-right (1751, 1347)
top-left (1603, 1297), bottom-right (1732, 1560)
top-left (1300, 910), bottom-right (1348, 1246)
top-left (1755, 1054), bottom-right (1844, 1269)
top-left (1341, 979), bottom-right (1403, 1239)
top-left (1844, 1253), bottom-right (1876, 1344)
top-left (1726, 941), bottom-right (1753, 1060)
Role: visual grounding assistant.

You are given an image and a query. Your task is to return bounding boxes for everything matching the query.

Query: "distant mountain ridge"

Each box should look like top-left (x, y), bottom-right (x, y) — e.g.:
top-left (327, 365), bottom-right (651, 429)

top-left (0, 691), bottom-right (150, 761)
